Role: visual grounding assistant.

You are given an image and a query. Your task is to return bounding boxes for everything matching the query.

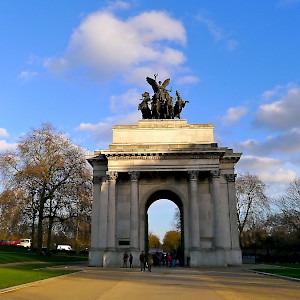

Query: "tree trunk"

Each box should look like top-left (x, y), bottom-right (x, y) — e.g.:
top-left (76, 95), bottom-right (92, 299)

top-left (37, 195), bottom-right (45, 255)
top-left (46, 216), bottom-right (54, 255)
top-left (30, 211), bottom-right (36, 252)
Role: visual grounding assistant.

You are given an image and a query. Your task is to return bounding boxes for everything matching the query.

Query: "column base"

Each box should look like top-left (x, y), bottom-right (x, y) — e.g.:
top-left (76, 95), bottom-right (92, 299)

top-left (89, 248), bottom-right (104, 267)
top-left (189, 248), bottom-right (242, 267)
top-left (89, 249), bottom-right (143, 268)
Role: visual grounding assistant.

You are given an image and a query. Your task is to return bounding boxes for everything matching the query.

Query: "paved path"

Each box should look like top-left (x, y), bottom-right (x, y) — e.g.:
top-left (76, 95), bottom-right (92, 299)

top-left (1, 265), bottom-right (299, 300)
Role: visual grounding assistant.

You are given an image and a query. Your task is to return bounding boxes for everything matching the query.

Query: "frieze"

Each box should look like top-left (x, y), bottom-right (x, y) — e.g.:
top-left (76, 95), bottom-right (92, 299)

top-left (106, 153), bottom-right (222, 160)
top-left (220, 156), bottom-right (241, 164)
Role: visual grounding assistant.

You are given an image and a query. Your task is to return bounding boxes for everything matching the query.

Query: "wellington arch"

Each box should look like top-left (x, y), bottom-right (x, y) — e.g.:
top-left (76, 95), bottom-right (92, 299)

top-left (87, 119), bottom-right (242, 267)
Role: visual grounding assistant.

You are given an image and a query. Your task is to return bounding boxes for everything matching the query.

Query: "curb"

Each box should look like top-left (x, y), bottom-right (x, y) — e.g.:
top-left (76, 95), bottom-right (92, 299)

top-left (0, 269), bottom-right (84, 295)
top-left (246, 269), bottom-right (300, 282)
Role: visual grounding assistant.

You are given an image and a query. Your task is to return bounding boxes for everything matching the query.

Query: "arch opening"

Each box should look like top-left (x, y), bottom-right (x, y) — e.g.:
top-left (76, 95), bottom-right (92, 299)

top-left (144, 190), bottom-right (185, 266)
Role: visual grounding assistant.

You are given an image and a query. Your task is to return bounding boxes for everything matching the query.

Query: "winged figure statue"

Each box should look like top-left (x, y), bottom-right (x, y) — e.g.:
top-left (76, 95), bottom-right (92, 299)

top-left (138, 74), bottom-right (189, 120)
top-left (146, 74), bottom-right (171, 102)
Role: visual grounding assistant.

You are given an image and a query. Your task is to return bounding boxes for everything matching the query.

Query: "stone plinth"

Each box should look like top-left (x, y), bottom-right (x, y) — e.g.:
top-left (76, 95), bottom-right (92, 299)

top-left (111, 120), bottom-right (214, 146)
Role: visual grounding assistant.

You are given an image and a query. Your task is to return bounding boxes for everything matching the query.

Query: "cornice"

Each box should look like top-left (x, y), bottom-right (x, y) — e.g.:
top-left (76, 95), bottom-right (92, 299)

top-left (104, 151), bottom-right (225, 160)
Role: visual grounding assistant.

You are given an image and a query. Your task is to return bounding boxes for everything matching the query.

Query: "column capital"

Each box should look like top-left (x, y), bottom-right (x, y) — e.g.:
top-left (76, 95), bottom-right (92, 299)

top-left (107, 171), bottom-right (118, 181)
top-left (188, 170), bottom-right (199, 180)
top-left (92, 176), bottom-right (102, 184)
top-left (225, 174), bottom-right (236, 182)
top-left (128, 171), bottom-right (140, 181)
top-left (211, 170), bottom-right (221, 179)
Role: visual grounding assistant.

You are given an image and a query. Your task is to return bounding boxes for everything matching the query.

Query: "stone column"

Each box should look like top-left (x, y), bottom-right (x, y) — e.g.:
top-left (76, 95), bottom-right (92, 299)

top-left (99, 176), bottom-right (109, 249)
top-left (90, 176), bottom-right (102, 250)
top-left (226, 174), bottom-right (240, 249)
top-left (129, 171), bottom-right (139, 250)
top-left (107, 171), bottom-right (118, 250)
top-left (211, 170), bottom-right (223, 248)
top-left (189, 170), bottom-right (200, 249)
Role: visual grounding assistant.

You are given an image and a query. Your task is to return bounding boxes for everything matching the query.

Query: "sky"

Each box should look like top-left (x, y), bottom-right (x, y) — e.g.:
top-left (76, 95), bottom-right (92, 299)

top-left (1, 0), bottom-right (300, 240)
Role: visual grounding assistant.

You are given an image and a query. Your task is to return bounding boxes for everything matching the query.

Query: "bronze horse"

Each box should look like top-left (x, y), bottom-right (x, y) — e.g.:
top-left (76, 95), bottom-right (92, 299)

top-left (138, 92), bottom-right (152, 119)
top-left (174, 90), bottom-right (189, 119)
top-left (139, 75), bottom-right (189, 119)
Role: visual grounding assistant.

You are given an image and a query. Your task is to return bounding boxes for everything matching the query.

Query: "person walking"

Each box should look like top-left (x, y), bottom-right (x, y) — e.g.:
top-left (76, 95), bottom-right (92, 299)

top-left (139, 251), bottom-right (145, 271)
top-left (123, 251), bottom-right (129, 268)
top-left (167, 252), bottom-right (172, 267)
top-left (129, 253), bottom-right (133, 268)
top-left (147, 252), bottom-right (153, 272)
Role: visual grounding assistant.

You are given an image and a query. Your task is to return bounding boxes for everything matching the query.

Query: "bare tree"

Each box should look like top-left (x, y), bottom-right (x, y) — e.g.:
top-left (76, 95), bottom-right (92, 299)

top-left (276, 179), bottom-right (300, 232)
top-left (236, 173), bottom-right (269, 246)
top-left (0, 123), bottom-right (92, 254)
top-left (171, 206), bottom-right (181, 232)
top-left (0, 189), bottom-right (24, 240)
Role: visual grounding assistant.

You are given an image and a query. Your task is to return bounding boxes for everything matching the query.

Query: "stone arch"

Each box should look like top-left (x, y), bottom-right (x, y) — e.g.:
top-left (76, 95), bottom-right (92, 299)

top-left (88, 120), bottom-right (242, 267)
top-left (139, 188), bottom-right (188, 265)
top-left (140, 185), bottom-right (187, 213)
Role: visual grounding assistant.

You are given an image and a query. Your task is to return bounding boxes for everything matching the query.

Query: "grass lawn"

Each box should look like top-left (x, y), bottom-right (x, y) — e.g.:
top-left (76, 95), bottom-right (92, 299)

top-left (0, 263), bottom-right (79, 290)
top-left (252, 263), bottom-right (300, 280)
top-left (268, 263), bottom-right (300, 269)
top-left (0, 247), bottom-right (88, 290)
top-left (0, 246), bottom-right (88, 264)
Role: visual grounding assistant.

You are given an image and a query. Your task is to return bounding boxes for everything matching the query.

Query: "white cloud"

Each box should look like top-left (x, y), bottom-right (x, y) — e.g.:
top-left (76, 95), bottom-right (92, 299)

top-left (0, 140), bottom-right (17, 152)
top-left (44, 58), bottom-right (69, 74)
top-left (0, 128), bottom-right (9, 138)
top-left (176, 75), bottom-right (199, 85)
top-left (19, 71), bottom-right (38, 81)
top-left (106, 0), bottom-right (130, 11)
top-left (196, 13), bottom-right (239, 52)
top-left (237, 155), bottom-right (296, 183)
top-left (254, 85), bottom-right (300, 130)
top-left (45, 9), bottom-right (187, 82)
top-left (76, 111), bottom-right (140, 148)
top-left (236, 128), bottom-right (300, 156)
top-left (262, 85), bottom-right (282, 100)
top-left (110, 89), bottom-right (140, 113)
top-left (221, 106), bottom-right (248, 125)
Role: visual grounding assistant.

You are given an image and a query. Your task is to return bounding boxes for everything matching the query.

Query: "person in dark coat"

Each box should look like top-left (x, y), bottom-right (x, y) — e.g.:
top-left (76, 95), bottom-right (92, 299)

top-left (139, 251), bottom-right (145, 271)
top-left (129, 253), bottom-right (133, 268)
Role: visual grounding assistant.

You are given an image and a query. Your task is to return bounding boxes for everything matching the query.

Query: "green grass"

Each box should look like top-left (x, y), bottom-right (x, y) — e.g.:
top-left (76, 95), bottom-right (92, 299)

top-left (252, 263), bottom-right (300, 280)
top-left (0, 263), bottom-right (79, 290)
top-left (0, 247), bottom-right (88, 290)
top-left (0, 247), bottom-right (88, 264)
top-left (267, 263), bottom-right (300, 269)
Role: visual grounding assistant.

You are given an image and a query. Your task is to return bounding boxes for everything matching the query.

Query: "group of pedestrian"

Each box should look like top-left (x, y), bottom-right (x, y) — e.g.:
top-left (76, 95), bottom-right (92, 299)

top-left (122, 251), bottom-right (133, 268)
top-left (122, 250), bottom-right (160, 271)
top-left (139, 251), bottom-right (153, 272)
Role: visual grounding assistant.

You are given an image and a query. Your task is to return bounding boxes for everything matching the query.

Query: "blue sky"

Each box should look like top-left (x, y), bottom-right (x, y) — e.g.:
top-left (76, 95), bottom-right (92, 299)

top-left (1, 1), bottom-right (300, 240)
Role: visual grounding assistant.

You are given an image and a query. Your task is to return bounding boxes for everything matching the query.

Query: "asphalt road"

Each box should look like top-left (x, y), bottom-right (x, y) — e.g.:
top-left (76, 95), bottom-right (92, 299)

top-left (1, 265), bottom-right (299, 300)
